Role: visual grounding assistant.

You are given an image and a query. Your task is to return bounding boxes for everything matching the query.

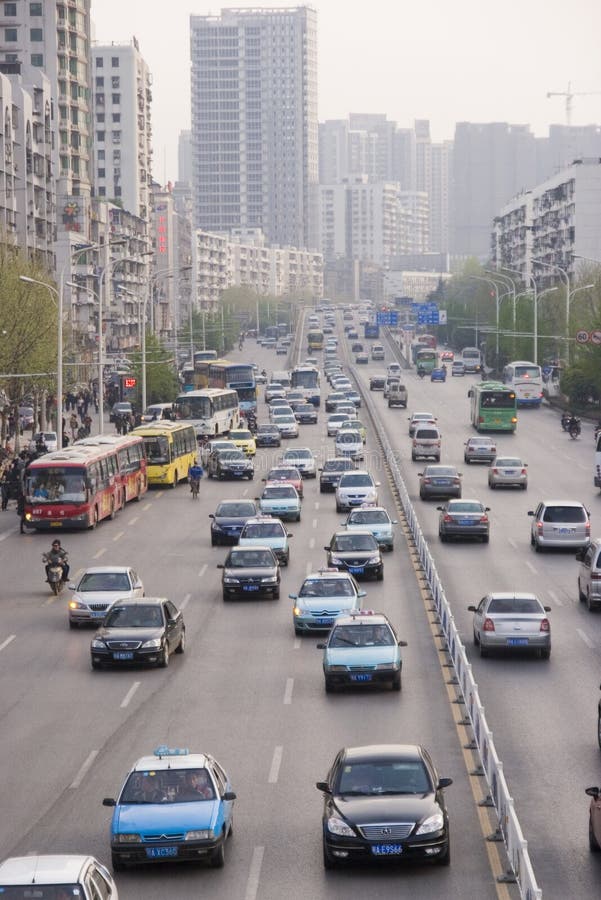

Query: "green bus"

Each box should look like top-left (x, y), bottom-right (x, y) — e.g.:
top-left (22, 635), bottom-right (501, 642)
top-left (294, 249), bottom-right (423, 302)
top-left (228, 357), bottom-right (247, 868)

top-left (415, 348), bottom-right (438, 373)
top-left (468, 382), bottom-right (517, 432)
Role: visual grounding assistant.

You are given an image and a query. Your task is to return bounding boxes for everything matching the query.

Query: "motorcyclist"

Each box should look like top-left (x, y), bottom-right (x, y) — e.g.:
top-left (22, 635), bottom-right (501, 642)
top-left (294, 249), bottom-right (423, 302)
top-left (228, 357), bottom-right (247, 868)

top-left (417, 365), bottom-right (426, 379)
top-left (567, 412), bottom-right (581, 435)
top-left (45, 540), bottom-right (69, 583)
top-left (561, 410), bottom-right (571, 431)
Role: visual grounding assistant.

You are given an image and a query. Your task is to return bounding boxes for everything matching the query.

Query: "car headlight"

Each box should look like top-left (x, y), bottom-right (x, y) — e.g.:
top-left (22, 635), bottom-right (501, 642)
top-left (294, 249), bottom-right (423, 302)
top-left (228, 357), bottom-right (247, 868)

top-left (141, 638), bottom-right (161, 649)
top-left (367, 556), bottom-right (381, 565)
top-left (329, 556), bottom-right (343, 566)
top-left (375, 661), bottom-right (399, 670)
top-left (223, 577), bottom-right (239, 584)
top-left (415, 812), bottom-right (444, 835)
top-left (327, 815), bottom-right (355, 837)
top-left (185, 829), bottom-right (212, 840)
top-left (293, 605), bottom-right (305, 616)
top-left (327, 665), bottom-right (347, 672)
top-left (91, 639), bottom-right (106, 649)
top-left (261, 576), bottom-right (277, 583)
top-left (116, 833), bottom-right (141, 843)
top-left (69, 600), bottom-right (84, 610)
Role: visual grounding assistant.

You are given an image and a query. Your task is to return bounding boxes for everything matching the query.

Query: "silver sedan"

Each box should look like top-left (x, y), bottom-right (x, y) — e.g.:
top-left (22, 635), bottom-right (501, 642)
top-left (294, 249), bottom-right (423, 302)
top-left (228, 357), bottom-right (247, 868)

top-left (468, 592), bottom-right (551, 658)
top-left (488, 456), bottom-right (528, 490)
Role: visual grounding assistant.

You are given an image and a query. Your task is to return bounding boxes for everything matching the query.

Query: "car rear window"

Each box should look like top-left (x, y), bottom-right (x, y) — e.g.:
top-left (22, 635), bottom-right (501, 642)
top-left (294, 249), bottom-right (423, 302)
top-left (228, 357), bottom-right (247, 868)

top-left (415, 429), bottom-right (438, 439)
top-left (488, 597), bottom-right (542, 614)
top-left (542, 506), bottom-right (586, 523)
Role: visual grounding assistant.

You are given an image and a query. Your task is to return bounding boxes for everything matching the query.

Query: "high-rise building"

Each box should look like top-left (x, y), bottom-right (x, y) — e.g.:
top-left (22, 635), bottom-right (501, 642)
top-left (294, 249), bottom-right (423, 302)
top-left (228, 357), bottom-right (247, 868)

top-left (178, 130), bottom-right (192, 184)
top-left (190, 6), bottom-right (318, 249)
top-left (91, 38), bottom-right (152, 221)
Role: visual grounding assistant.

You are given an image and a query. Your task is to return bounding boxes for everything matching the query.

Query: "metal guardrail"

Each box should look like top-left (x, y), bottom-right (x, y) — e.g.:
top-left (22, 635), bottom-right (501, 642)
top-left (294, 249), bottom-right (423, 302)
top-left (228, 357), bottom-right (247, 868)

top-left (353, 364), bottom-right (543, 900)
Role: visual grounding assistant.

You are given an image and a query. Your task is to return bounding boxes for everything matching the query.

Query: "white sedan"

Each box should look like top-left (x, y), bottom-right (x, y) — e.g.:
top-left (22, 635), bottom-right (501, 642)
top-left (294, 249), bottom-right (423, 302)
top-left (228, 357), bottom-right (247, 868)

top-left (68, 566), bottom-right (144, 628)
top-left (281, 447), bottom-right (317, 478)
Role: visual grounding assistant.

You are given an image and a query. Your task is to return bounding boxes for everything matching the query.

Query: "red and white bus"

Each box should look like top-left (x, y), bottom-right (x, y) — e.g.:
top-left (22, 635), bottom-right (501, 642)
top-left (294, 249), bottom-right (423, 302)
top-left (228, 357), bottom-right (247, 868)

top-left (24, 436), bottom-right (145, 530)
top-left (76, 434), bottom-right (148, 503)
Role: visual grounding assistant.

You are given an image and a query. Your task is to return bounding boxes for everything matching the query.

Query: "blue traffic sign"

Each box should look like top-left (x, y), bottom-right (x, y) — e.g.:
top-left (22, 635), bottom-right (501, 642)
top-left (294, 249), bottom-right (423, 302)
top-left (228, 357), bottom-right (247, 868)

top-left (376, 311), bottom-right (399, 326)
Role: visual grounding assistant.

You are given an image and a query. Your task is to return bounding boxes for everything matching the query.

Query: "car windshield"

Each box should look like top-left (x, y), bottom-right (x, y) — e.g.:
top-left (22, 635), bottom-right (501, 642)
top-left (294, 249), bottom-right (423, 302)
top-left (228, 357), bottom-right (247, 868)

top-left (542, 505), bottom-right (586, 523)
top-left (230, 430), bottom-right (252, 440)
top-left (263, 486), bottom-right (296, 498)
top-left (216, 502), bottom-right (256, 517)
top-left (244, 523), bottom-right (284, 538)
top-left (349, 510), bottom-right (388, 524)
top-left (340, 474), bottom-right (372, 487)
top-left (104, 605), bottom-right (163, 627)
top-left (337, 761), bottom-right (431, 795)
top-left (448, 502), bottom-right (483, 513)
top-left (333, 534), bottom-right (378, 551)
top-left (330, 624), bottom-right (395, 647)
top-left (227, 550), bottom-right (274, 567)
top-left (257, 426), bottom-right (278, 434)
top-left (218, 451), bottom-right (245, 461)
top-left (487, 596), bottom-right (543, 614)
top-left (300, 578), bottom-right (354, 597)
top-left (120, 768), bottom-right (215, 804)
top-left (78, 572), bottom-right (131, 592)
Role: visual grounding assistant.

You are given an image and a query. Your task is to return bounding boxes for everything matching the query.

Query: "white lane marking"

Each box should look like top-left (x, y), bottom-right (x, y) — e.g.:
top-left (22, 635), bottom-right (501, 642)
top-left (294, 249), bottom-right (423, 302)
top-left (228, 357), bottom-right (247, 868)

top-left (129, 516), bottom-right (139, 525)
top-left (243, 487), bottom-right (249, 497)
top-left (314, 502), bottom-right (320, 510)
top-left (142, 502), bottom-right (151, 511)
top-left (155, 491), bottom-right (164, 498)
top-left (507, 538), bottom-right (517, 549)
top-left (244, 847), bottom-right (265, 900)
top-left (0, 635), bottom-right (16, 652)
top-left (92, 547), bottom-right (106, 560)
top-left (198, 564), bottom-right (207, 578)
top-left (181, 593), bottom-right (191, 611)
top-left (293, 637), bottom-right (301, 649)
top-left (283, 678), bottom-right (294, 705)
top-left (0, 528), bottom-right (18, 542)
top-left (547, 590), bottom-right (563, 607)
top-left (312, 518), bottom-right (317, 529)
top-left (309, 537), bottom-right (315, 549)
top-left (43, 595), bottom-right (56, 606)
top-left (267, 746), bottom-right (283, 784)
top-left (112, 530), bottom-right (124, 543)
top-left (120, 681), bottom-right (141, 709)
top-left (70, 750), bottom-right (99, 788)
top-left (306, 560), bottom-right (312, 575)
top-left (525, 560), bottom-right (537, 574)
top-left (577, 628), bottom-right (595, 649)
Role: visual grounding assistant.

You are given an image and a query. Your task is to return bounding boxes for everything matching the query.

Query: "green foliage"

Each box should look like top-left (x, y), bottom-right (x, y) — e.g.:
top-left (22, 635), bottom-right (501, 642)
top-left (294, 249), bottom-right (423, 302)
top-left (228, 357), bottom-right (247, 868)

top-left (129, 332), bottom-right (179, 406)
top-left (0, 246), bottom-right (58, 400)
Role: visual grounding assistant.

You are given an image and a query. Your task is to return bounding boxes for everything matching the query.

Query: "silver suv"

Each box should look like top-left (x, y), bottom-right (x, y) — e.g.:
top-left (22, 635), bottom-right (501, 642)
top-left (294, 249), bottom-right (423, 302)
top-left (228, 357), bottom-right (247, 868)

top-left (411, 426), bottom-right (441, 461)
top-left (576, 538), bottom-right (601, 611)
top-left (528, 500), bottom-right (590, 552)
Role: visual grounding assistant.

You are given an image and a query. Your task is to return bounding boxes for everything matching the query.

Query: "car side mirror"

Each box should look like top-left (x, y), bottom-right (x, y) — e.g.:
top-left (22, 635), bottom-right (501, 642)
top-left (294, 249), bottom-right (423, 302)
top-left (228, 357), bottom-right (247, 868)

top-left (323, 546), bottom-right (330, 552)
top-left (102, 798), bottom-right (116, 807)
top-left (467, 390), bottom-right (473, 398)
top-left (134, 582), bottom-right (143, 589)
top-left (467, 605), bottom-right (477, 612)
top-left (437, 777), bottom-right (453, 789)
top-left (485, 507), bottom-right (490, 512)
top-left (358, 590), bottom-right (367, 598)
top-left (585, 786), bottom-right (601, 799)
top-left (316, 781), bottom-right (331, 794)
top-left (223, 791), bottom-right (237, 801)
top-left (216, 564), bottom-right (224, 569)
top-left (289, 593), bottom-right (298, 600)
top-left (527, 510), bottom-right (534, 516)
top-left (544, 606), bottom-right (551, 612)
top-left (316, 642), bottom-right (326, 649)
top-left (575, 548), bottom-right (586, 561)
top-left (68, 583), bottom-right (75, 590)
top-left (208, 514), bottom-right (215, 519)
top-left (436, 506), bottom-right (443, 511)
top-left (398, 640), bottom-right (408, 647)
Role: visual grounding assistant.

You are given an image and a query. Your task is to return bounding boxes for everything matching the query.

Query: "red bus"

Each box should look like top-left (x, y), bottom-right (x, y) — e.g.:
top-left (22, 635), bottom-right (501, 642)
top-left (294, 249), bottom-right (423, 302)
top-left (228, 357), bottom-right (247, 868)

top-left (24, 442), bottom-right (128, 530)
top-left (76, 434), bottom-right (147, 503)
top-left (417, 333), bottom-right (437, 349)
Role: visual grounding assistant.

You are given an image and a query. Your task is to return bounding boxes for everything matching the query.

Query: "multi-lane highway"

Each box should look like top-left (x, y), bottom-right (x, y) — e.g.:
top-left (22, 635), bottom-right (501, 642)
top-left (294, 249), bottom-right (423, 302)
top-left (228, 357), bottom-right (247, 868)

top-left (0, 310), bottom-right (598, 898)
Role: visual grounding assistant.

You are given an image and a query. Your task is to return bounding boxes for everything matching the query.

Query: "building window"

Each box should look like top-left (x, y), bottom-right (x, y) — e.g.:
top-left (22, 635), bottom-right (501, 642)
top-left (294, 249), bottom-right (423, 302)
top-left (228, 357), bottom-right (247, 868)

top-left (4, 28), bottom-right (17, 41)
top-left (96, 57), bottom-right (104, 68)
top-left (95, 76), bottom-right (104, 87)
top-left (111, 93), bottom-right (120, 105)
top-left (112, 130), bottom-right (121, 143)
top-left (112, 150), bottom-right (121, 163)
top-left (30, 2), bottom-right (43, 13)
top-left (98, 149), bottom-right (105, 160)
top-left (112, 76), bottom-right (120, 89)
top-left (96, 113), bottom-right (105, 123)
top-left (96, 93), bottom-right (104, 106)
top-left (111, 56), bottom-right (119, 67)
top-left (4, 2), bottom-right (17, 14)
top-left (98, 168), bottom-right (105, 178)
top-left (112, 113), bottom-right (120, 123)
top-left (98, 187), bottom-right (106, 196)
top-left (30, 27), bottom-right (43, 41)
top-left (31, 53), bottom-right (43, 66)
top-left (114, 186), bottom-right (122, 197)
top-left (96, 130), bottom-right (105, 142)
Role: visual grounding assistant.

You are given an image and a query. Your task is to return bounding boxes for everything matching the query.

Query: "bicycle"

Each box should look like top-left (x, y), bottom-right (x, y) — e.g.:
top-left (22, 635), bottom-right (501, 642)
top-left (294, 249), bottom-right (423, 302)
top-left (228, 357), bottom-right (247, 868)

top-left (190, 477), bottom-right (201, 499)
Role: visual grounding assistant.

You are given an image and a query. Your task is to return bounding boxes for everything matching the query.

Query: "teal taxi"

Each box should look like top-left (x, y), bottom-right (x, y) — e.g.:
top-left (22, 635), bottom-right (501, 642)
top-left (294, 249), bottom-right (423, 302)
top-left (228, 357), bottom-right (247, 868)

top-left (316, 611), bottom-right (407, 692)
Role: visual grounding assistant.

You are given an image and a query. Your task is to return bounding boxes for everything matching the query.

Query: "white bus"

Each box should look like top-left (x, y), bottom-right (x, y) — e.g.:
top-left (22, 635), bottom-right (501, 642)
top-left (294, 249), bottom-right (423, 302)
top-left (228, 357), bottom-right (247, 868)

top-left (460, 346), bottom-right (482, 373)
top-left (502, 361), bottom-right (543, 407)
top-left (173, 388), bottom-right (240, 437)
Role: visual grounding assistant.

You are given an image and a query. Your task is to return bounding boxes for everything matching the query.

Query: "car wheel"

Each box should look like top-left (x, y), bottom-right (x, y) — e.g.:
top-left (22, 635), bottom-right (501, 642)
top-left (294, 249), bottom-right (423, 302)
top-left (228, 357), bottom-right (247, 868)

top-left (534, 540), bottom-right (542, 553)
top-left (211, 535), bottom-right (218, 547)
top-left (464, 457), bottom-right (470, 464)
top-left (319, 486), bottom-right (326, 493)
top-left (419, 491), bottom-right (426, 500)
top-left (473, 628), bottom-right (480, 647)
top-left (589, 814), bottom-right (601, 851)
top-left (578, 578), bottom-right (586, 602)
top-left (392, 671), bottom-right (401, 691)
top-left (489, 481), bottom-right (495, 489)
top-left (411, 452), bottom-right (416, 461)
top-left (376, 569), bottom-right (384, 581)
top-left (171, 470), bottom-right (178, 489)
top-left (158, 643), bottom-right (169, 668)
top-left (222, 593), bottom-right (229, 602)
top-left (296, 513), bottom-right (301, 522)
top-left (597, 714), bottom-right (601, 751)
top-left (479, 641), bottom-right (489, 658)
top-left (175, 629), bottom-right (185, 654)
top-left (540, 647), bottom-right (551, 659)
top-left (69, 619), bottom-right (78, 629)
top-left (439, 532), bottom-right (447, 543)
top-left (521, 483), bottom-right (527, 490)
top-left (324, 677), bottom-right (335, 694)
top-left (482, 534), bottom-right (489, 544)
top-left (586, 590), bottom-right (596, 612)
top-left (437, 839), bottom-right (451, 866)
top-left (209, 837), bottom-right (225, 868)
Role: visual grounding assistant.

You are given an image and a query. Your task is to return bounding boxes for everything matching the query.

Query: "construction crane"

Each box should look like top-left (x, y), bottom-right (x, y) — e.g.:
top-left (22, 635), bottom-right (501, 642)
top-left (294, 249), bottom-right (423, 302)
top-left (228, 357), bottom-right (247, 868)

top-left (547, 81), bottom-right (601, 126)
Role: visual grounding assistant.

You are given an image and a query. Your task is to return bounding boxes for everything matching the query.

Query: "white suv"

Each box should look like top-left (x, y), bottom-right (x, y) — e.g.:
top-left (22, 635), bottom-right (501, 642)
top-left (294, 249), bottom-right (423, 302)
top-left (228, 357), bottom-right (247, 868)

top-left (335, 470), bottom-right (379, 512)
top-left (412, 425), bottom-right (442, 461)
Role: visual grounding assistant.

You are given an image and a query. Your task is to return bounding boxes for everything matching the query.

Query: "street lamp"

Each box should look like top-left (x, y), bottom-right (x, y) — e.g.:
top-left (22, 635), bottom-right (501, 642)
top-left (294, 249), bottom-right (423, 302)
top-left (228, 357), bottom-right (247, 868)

top-left (19, 276), bottom-right (60, 443)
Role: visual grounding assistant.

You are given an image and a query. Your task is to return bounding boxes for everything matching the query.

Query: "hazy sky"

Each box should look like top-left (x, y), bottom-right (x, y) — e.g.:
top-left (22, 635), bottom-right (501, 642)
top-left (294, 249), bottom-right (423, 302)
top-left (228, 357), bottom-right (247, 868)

top-left (91, 0), bottom-right (601, 183)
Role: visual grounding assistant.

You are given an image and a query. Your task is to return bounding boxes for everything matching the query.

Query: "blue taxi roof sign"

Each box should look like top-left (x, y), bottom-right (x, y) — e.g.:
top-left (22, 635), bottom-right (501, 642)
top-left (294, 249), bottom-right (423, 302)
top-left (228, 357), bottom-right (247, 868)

top-left (154, 746), bottom-right (189, 758)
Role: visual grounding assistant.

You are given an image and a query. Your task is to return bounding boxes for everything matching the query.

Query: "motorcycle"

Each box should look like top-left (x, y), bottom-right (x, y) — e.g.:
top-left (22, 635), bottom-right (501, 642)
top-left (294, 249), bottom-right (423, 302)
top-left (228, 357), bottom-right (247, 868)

top-left (417, 367), bottom-right (426, 380)
top-left (561, 412), bottom-right (571, 432)
top-left (43, 552), bottom-right (68, 596)
top-left (569, 418), bottom-right (581, 440)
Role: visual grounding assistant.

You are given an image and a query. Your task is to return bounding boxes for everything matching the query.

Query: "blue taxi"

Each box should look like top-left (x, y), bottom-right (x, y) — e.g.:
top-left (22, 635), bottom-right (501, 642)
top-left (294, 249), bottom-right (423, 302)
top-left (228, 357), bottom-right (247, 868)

top-left (316, 611), bottom-right (407, 692)
top-left (103, 747), bottom-right (236, 871)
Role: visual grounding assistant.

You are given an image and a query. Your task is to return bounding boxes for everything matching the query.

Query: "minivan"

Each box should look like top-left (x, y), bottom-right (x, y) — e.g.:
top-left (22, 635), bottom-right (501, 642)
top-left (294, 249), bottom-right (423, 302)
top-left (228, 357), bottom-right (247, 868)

top-left (576, 537), bottom-right (601, 610)
top-left (528, 500), bottom-right (590, 552)
top-left (412, 426), bottom-right (442, 461)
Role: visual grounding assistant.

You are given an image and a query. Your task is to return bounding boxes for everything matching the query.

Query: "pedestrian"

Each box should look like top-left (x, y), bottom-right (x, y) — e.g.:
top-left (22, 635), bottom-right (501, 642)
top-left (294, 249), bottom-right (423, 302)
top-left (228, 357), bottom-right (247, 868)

top-left (0, 467), bottom-right (9, 511)
top-left (69, 412), bottom-right (78, 442)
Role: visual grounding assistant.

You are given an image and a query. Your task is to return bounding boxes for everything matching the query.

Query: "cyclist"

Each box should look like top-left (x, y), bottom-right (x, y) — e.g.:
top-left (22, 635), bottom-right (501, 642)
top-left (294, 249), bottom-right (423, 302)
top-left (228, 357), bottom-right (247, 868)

top-left (188, 460), bottom-right (204, 497)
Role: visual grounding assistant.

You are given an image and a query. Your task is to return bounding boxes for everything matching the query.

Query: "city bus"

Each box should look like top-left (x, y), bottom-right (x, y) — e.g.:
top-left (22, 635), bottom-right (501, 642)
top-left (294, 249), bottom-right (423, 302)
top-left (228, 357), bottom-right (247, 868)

top-left (194, 349), bottom-right (218, 366)
top-left (461, 346), bottom-right (482, 373)
top-left (290, 365), bottom-right (321, 406)
top-left (173, 388), bottom-right (240, 437)
top-left (416, 333), bottom-right (437, 350)
top-left (132, 421), bottom-right (198, 488)
top-left (76, 434), bottom-right (148, 503)
top-left (208, 360), bottom-right (257, 414)
top-left (502, 360), bottom-right (543, 407)
top-left (307, 329), bottom-right (324, 352)
top-left (24, 444), bottom-right (125, 530)
top-left (468, 381), bottom-right (517, 432)
top-left (415, 348), bottom-right (438, 373)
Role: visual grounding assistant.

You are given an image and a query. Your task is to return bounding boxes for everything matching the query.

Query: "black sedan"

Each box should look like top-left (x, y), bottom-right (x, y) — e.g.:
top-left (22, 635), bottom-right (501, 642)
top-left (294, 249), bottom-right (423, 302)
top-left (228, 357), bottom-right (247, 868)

top-left (209, 499), bottom-right (258, 546)
top-left (90, 597), bottom-right (185, 669)
top-left (369, 376), bottom-right (386, 391)
top-left (255, 424), bottom-right (281, 448)
top-left (317, 744), bottom-right (452, 868)
top-left (437, 499), bottom-right (490, 543)
top-left (325, 530), bottom-right (383, 580)
top-left (319, 457), bottom-right (356, 493)
top-left (207, 448), bottom-right (254, 480)
top-left (218, 546), bottom-right (280, 601)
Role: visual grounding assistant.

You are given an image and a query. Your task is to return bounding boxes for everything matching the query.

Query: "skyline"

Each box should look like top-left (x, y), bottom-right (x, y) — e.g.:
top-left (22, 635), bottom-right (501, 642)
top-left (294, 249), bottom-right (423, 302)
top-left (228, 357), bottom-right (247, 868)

top-left (91, 0), bottom-right (601, 183)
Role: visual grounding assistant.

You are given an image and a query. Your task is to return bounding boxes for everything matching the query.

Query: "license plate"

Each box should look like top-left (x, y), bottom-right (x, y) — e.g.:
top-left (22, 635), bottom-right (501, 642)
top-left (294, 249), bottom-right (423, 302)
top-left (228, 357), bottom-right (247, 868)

top-left (506, 638), bottom-right (529, 646)
top-left (316, 617), bottom-right (333, 625)
top-left (50, 521), bottom-right (63, 527)
top-left (459, 519), bottom-right (476, 525)
top-left (555, 527), bottom-right (575, 534)
top-left (433, 479), bottom-right (449, 485)
top-left (351, 673), bottom-right (372, 682)
top-left (91, 610), bottom-right (106, 618)
top-left (145, 846), bottom-right (178, 859)
top-left (371, 844), bottom-right (402, 856)
top-left (502, 469), bottom-right (517, 475)
top-left (113, 651), bottom-right (134, 660)
top-left (243, 585), bottom-right (259, 591)
top-left (348, 566), bottom-right (364, 574)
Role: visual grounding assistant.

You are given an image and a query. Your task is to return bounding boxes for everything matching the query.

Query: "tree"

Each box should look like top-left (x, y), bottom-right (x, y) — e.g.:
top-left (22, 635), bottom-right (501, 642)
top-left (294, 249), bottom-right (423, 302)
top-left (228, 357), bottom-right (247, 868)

top-left (129, 332), bottom-right (179, 407)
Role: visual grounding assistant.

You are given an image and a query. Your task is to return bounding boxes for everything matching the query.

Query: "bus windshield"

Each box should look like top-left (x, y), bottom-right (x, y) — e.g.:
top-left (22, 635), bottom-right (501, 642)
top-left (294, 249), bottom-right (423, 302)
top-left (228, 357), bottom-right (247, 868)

top-left (26, 466), bottom-right (87, 503)
top-left (142, 435), bottom-right (170, 465)
top-left (291, 369), bottom-right (318, 389)
top-left (174, 395), bottom-right (211, 420)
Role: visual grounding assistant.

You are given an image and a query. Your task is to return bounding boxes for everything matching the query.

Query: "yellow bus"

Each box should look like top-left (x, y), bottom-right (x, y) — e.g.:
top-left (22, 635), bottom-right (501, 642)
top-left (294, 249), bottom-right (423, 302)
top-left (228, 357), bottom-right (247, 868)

top-left (132, 421), bottom-right (198, 488)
